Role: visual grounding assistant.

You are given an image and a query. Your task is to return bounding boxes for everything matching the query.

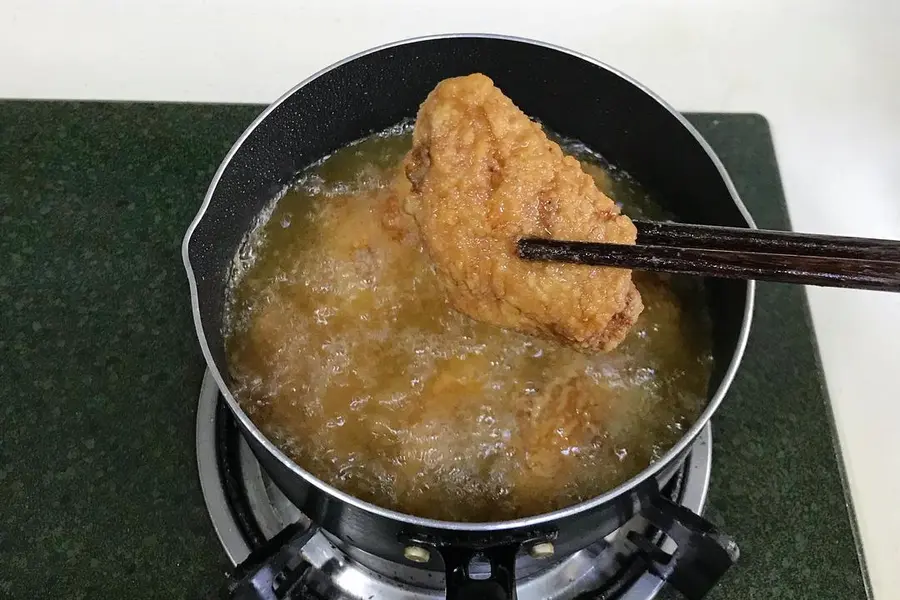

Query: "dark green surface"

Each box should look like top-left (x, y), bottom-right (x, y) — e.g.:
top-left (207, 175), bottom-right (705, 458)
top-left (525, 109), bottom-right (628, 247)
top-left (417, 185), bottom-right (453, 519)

top-left (0, 104), bottom-right (868, 599)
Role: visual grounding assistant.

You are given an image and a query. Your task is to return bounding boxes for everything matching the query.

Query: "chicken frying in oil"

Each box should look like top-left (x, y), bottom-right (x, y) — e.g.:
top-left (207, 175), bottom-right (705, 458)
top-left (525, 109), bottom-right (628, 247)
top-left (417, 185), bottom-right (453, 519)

top-left (403, 73), bottom-right (643, 352)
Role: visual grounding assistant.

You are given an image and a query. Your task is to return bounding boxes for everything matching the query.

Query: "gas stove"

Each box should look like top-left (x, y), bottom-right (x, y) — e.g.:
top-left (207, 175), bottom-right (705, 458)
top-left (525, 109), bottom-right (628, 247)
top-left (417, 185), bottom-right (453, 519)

top-left (0, 104), bottom-right (868, 599)
top-left (196, 371), bottom-right (714, 599)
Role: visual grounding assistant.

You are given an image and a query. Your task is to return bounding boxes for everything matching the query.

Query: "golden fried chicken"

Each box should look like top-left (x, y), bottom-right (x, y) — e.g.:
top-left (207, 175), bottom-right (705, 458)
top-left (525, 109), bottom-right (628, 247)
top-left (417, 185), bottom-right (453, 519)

top-left (512, 364), bottom-right (617, 515)
top-left (403, 73), bottom-right (643, 352)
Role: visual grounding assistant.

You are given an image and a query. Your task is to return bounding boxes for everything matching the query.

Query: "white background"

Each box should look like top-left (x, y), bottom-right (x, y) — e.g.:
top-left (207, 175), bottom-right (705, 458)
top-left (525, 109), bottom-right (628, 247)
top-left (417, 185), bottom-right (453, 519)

top-left (3, 0), bottom-right (898, 597)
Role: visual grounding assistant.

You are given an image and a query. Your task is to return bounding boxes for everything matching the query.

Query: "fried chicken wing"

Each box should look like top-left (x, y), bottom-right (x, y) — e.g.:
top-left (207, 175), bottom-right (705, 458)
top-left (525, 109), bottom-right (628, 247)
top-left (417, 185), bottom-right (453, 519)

top-left (403, 73), bottom-right (643, 352)
top-left (512, 364), bottom-right (617, 514)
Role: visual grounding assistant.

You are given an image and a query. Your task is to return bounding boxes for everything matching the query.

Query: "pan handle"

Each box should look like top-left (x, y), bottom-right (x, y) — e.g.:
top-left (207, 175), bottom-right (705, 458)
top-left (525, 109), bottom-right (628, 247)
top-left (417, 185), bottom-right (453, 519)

top-left (439, 543), bottom-right (519, 600)
top-left (209, 521), bottom-right (320, 599)
top-left (629, 494), bottom-right (740, 600)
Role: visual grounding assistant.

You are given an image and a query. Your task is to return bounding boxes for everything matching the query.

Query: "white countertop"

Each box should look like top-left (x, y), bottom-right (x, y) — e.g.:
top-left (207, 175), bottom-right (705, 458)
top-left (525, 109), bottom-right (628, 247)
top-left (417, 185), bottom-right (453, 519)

top-left (4, 0), bottom-right (897, 596)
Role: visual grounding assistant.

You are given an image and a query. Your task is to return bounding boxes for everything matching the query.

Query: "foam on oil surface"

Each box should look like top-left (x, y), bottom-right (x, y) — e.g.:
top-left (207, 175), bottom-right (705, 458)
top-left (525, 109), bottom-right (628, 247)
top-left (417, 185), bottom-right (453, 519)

top-left (223, 125), bottom-right (713, 521)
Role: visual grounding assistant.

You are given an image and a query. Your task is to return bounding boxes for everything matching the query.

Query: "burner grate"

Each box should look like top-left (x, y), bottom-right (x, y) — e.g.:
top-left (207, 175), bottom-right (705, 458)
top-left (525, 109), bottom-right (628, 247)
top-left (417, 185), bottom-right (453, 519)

top-left (197, 371), bottom-right (713, 600)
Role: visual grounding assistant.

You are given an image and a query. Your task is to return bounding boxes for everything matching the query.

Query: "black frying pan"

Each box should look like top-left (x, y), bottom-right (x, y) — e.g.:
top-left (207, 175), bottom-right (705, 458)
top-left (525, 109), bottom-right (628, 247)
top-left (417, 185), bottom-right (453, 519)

top-left (184, 35), bottom-right (754, 600)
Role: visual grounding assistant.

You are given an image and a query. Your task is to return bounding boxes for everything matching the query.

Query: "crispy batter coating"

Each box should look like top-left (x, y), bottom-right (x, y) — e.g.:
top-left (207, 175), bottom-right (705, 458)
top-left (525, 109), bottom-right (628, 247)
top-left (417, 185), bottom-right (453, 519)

top-left (403, 73), bottom-right (642, 352)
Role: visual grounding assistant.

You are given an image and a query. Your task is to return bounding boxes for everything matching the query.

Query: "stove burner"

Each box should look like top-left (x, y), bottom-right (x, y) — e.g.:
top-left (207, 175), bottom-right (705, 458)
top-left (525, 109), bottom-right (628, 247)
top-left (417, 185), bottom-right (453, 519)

top-left (196, 371), bottom-right (713, 599)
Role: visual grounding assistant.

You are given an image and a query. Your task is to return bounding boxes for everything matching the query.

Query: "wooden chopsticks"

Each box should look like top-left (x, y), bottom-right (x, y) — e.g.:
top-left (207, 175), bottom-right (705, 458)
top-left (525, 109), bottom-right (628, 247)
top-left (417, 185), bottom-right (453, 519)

top-left (517, 220), bottom-right (900, 292)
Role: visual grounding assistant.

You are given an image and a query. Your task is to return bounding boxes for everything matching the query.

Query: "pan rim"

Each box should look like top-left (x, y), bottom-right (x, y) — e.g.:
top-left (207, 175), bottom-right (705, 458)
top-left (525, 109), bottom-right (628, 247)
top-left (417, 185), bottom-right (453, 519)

top-left (182, 32), bottom-right (756, 533)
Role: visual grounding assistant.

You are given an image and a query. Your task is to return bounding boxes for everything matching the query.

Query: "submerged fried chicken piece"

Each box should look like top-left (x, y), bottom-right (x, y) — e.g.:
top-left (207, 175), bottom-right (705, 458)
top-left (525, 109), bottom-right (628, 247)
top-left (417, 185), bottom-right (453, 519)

top-left (403, 73), bottom-right (643, 352)
top-left (512, 364), bottom-right (617, 514)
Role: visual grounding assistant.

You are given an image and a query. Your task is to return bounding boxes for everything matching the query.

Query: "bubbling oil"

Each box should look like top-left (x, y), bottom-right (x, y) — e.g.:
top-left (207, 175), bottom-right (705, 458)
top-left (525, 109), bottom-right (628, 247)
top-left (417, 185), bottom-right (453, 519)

top-left (224, 124), bottom-right (713, 522)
